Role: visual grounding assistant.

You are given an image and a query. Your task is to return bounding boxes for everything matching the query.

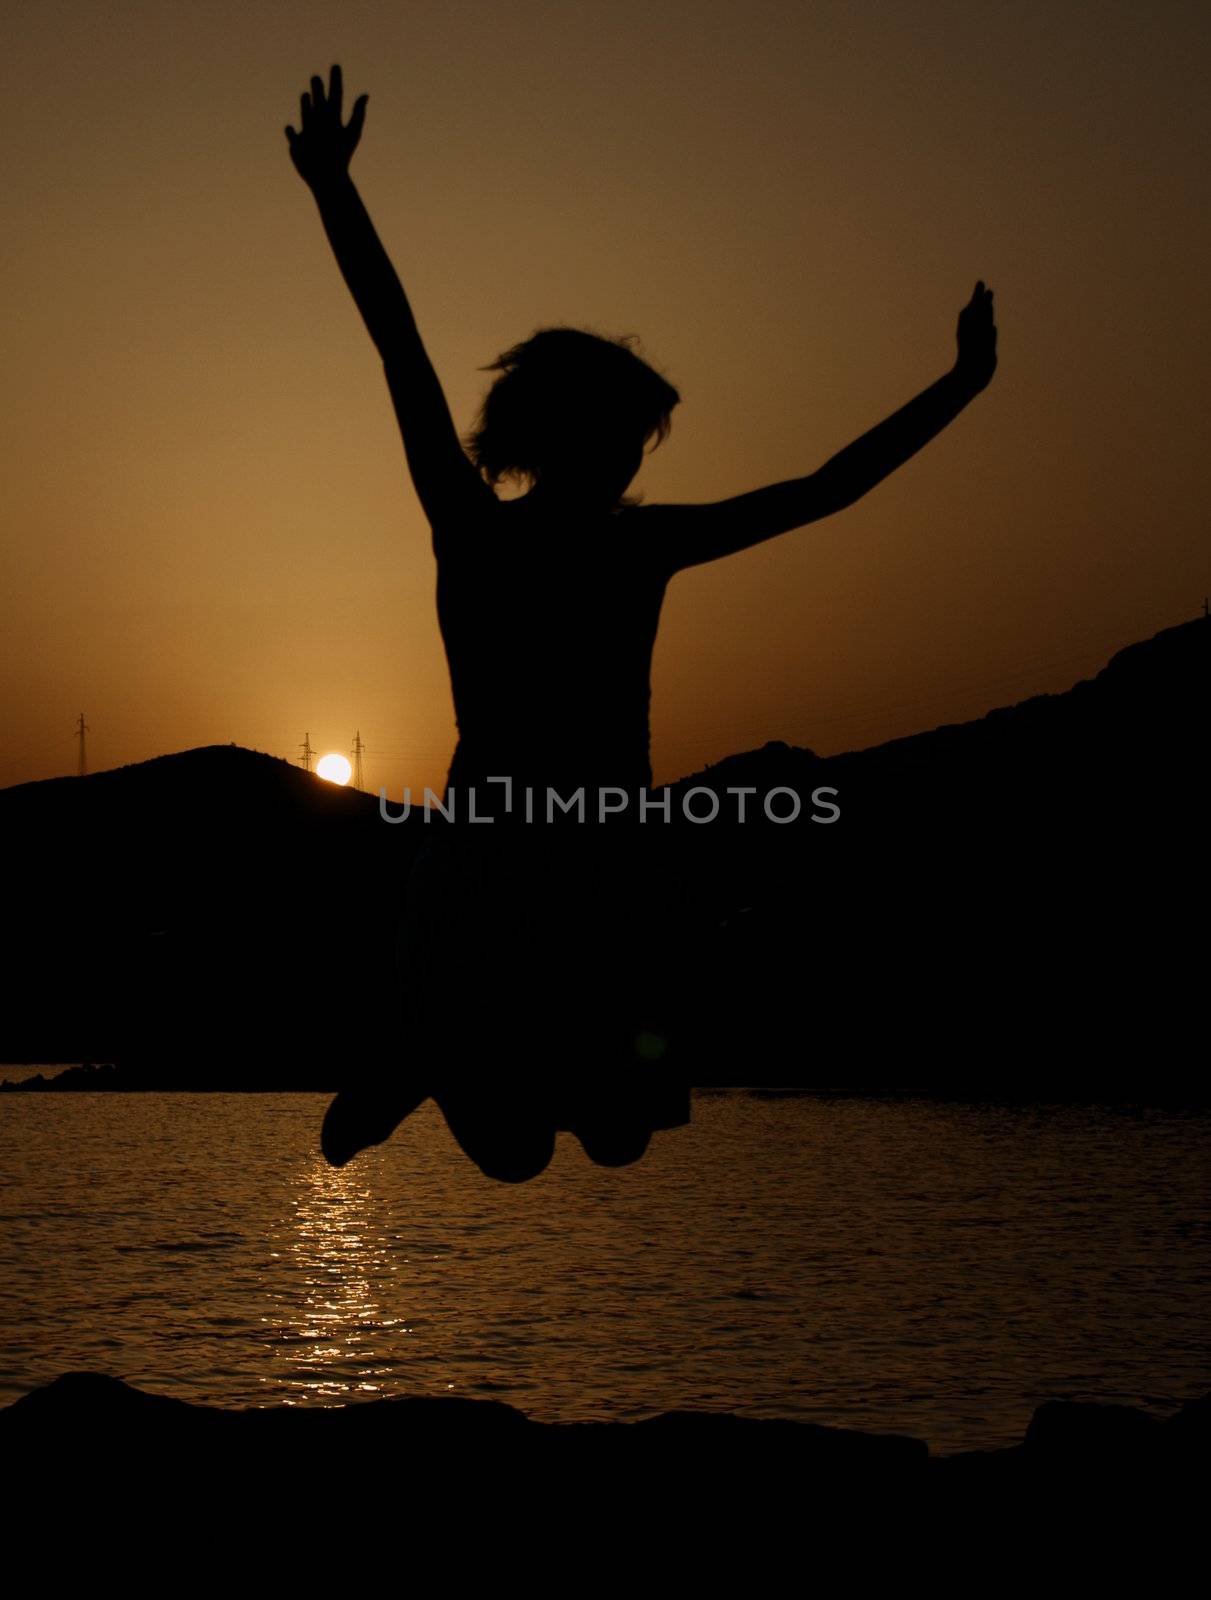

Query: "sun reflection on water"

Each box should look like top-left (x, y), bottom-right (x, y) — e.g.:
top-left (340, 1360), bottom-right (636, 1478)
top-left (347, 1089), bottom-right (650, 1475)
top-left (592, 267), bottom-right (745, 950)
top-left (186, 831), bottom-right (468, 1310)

top-left (261, 1153), bottom-right (409, 1403)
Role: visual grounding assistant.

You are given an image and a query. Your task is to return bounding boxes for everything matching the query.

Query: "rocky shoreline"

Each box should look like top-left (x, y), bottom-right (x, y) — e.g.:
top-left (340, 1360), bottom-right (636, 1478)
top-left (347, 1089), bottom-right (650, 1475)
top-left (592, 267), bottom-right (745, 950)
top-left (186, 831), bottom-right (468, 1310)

top-left (4, 1372), bottom-right (1206, 1486)
top-left (3, 1374), bottom-right (1204, 1573)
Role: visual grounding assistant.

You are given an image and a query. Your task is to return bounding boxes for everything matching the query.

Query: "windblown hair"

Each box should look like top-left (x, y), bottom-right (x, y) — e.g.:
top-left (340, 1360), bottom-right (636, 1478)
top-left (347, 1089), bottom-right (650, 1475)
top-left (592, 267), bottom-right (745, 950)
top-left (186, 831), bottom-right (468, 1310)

top-left (465, 327), bottom-right (680, 492)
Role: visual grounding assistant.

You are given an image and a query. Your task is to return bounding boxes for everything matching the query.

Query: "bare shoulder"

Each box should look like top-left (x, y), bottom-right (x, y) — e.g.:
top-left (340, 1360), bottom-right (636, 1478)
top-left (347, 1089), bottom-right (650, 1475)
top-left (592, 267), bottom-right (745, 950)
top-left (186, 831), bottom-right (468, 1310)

top-left (613, 481), bottom-right (833, 573)
top-left (624, 500), bottom-right (708, 531)
top-left (614, 500), bottom-right (693, 530)
top-left (619, 500), bottom-right (706, 576)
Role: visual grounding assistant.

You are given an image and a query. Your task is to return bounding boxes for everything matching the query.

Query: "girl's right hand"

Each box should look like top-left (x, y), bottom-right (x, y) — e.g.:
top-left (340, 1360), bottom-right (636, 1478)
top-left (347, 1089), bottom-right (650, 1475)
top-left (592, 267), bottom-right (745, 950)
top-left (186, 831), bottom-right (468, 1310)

top-left (285, 64), bottom-right (368, 190)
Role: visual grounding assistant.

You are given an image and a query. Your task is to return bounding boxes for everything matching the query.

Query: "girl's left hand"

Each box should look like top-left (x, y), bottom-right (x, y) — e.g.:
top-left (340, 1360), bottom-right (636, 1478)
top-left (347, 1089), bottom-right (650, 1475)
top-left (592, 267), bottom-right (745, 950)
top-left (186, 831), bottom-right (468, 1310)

top-left (954, 281), bottom-right (997, 393)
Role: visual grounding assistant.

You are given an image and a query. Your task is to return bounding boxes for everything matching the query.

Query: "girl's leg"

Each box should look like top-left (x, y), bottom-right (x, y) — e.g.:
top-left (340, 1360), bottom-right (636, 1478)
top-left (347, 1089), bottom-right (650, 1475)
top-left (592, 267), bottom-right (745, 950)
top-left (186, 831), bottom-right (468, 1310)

top-left (320, 826), bottom-right (691, 1175)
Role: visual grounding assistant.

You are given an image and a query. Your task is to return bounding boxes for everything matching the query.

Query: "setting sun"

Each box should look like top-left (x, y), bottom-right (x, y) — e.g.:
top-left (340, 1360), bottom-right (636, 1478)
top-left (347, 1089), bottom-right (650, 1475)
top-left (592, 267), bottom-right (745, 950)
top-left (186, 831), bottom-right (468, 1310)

top-left (316, 753), bottom-right (352, 785)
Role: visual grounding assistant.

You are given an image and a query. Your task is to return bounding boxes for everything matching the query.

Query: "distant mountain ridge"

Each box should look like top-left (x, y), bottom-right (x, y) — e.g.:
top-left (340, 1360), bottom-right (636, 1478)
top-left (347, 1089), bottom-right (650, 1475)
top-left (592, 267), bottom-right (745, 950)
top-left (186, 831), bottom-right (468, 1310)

top-left (672, 615), bottom-right (1206, 828)
top-left (1, 618), bottom-right (1205, 1088)
top-left (3, 615), bottom-right (1204, 827)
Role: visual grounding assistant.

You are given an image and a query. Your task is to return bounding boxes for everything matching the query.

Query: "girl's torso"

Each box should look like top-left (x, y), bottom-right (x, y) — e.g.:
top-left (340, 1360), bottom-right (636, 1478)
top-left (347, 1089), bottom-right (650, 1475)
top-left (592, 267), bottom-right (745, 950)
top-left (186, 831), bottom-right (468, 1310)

top-left (434, 495), bottom-right (669, 801)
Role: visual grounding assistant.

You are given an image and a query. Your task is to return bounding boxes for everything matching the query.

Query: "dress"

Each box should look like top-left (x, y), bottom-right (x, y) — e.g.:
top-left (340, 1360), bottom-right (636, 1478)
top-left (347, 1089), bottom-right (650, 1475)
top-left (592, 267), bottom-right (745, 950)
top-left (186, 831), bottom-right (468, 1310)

top-left (395, 489), bottom-right (694, 1090)
top-left (396, 776), bottom-right (680, 1075)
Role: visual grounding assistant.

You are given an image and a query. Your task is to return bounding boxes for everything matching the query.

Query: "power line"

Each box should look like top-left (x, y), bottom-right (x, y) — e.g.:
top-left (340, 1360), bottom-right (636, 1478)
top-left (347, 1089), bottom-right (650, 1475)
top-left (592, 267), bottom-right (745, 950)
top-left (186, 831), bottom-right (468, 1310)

top-left (76, 712), bottom-right (89, 777)
top-left (350, 730), bottom-right (365, 791)
top-left (298, 732), bottom-right (315, 773)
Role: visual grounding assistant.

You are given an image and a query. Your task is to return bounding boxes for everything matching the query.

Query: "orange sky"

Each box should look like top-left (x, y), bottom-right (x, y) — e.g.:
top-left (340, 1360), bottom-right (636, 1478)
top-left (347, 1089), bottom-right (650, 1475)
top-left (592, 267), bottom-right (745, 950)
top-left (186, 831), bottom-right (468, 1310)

top-left (2, 0), bottom-right (1207, 796)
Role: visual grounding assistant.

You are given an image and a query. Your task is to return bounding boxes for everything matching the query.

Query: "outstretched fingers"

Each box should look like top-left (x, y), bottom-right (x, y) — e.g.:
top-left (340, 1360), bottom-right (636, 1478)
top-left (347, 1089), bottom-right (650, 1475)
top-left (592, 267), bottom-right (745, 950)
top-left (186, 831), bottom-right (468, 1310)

top-left (961, 281), bottom-right (995, 329)
top-left (348, 92), bottom-right (368, 145)
top-left (297, 66), bottom-right (361, 133)
top-left (954, 280), bottom-right (998, 390)
top-left (286, 66), bottom-right (367, 181)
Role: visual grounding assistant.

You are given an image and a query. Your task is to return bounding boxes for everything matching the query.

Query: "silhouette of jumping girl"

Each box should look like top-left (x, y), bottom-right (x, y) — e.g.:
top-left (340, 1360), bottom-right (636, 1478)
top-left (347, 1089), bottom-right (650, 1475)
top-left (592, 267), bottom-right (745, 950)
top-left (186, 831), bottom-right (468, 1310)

top-left (286, 66), bottom-right (997, 1176)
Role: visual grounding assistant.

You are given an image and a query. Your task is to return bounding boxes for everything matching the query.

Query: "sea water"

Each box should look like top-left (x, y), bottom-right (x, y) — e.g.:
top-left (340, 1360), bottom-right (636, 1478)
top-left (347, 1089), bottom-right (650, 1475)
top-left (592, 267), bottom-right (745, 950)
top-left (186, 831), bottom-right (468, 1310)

top-left (2, 1087), bottom-right (1207, 1453)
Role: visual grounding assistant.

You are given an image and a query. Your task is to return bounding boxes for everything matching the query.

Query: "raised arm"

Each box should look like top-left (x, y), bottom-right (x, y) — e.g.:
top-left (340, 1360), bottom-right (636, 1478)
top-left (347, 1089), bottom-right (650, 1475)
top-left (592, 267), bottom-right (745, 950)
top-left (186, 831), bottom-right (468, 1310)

top-left (647, 283), bottom-right (997, 574)
top-left (285, 66), bottom-right (492, 532)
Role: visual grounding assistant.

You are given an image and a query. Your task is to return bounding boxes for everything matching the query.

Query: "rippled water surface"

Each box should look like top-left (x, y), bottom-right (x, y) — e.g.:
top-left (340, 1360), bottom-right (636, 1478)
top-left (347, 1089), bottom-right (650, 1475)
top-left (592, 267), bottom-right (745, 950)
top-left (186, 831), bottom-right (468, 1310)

top-left (2, 1090), bottom-right (1208, 1452)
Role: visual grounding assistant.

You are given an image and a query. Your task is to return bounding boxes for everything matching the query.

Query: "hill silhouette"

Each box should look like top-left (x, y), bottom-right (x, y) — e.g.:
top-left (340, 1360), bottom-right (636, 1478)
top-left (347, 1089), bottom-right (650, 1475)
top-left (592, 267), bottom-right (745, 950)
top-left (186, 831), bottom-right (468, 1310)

top-left (1, 619), bottom-right (1205, 1092)
top-left (0, 742), bottom-right (382, 830)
